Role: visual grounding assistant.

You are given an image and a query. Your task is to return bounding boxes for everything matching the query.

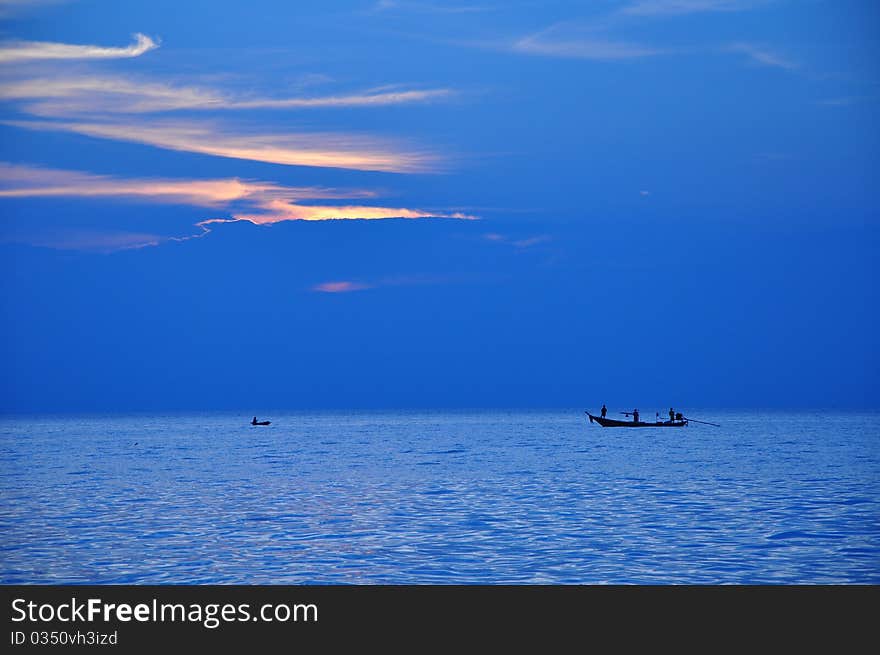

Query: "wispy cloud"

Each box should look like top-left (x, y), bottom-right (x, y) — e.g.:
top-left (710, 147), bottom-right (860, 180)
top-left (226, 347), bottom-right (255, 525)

top-left (0, 33), bottom-right (157, 64)
top-left (816, 97), bottom-right (857, 107)
top-left (0, 163), bottom-right (475, 249)
top-left (5, 118), bottom-right (440, 173)
top-left (506, 17), bottom-right (667, 61)
top-left (513, 33), bottom-right (664, 60)
top-left (0, 75), bottom-right (453, 115)
top-left (311, 273), bottom-right (456, 293)
top-left (0, 76), bottom-right (223, 114)
top-left (231, 88), bottom-right (452, 110)
top-left (0, 0), bottom-right (69, 18)
top-left (0, 73), bottom-right (450, 174)
top-left (497, 1), bottom-right (775, 63)
top-left (372, 0), bottom-right (489, 13)
top-left (621, 0), bottom-right (766, 17)
top-left (0, 31), bottom-right (457, 177)
top-left (728, 42), bottom-right (796, 70)
top-left (0, 162), bottom-right (373, 206)
top-left (483, 232), bottom-right (551, 248)
top-left (511, 235), bottom-right (551, 248)
top-left (755, 152), bottom-right (790, 162)
top-left (7, 230), bottom-right (165, 252)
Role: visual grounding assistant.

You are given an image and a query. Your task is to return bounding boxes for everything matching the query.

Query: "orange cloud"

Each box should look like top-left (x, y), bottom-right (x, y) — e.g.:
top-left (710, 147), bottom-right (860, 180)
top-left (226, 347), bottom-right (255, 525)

top-left (229, 198), bottom-right (474, 225)
top-left (0, 163), bottom-right (476, 248)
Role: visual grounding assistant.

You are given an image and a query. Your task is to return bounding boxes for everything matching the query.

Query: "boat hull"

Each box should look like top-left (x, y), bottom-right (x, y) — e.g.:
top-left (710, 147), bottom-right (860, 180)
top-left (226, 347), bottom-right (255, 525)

top-left (587, 413), bottom-right (687, 427)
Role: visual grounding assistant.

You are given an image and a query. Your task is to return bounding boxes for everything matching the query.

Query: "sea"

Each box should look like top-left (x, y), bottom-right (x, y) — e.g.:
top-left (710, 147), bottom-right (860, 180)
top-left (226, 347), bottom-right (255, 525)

top-left (0, 410), bottom-right (877, 584)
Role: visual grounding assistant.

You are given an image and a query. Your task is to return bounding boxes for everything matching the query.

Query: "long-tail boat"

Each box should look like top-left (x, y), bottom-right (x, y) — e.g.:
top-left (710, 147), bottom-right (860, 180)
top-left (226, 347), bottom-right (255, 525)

top-left (586, 413), bottom-right (687, 427)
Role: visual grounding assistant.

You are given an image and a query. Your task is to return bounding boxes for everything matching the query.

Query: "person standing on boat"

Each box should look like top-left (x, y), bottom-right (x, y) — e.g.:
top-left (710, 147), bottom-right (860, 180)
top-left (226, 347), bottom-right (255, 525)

top-left (252, 416), bottom-right (258, 426)
top-left (633, 409), bottom-right (639, 423)
top-left (601, 404), bottom-right (607, 419)
top-left (669, 407), bottom-right (675, 422)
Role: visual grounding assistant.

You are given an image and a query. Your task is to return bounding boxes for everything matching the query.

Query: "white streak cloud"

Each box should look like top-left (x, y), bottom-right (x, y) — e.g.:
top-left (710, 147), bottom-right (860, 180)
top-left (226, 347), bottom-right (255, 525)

top-left (622, 0), bottom-right (763, 16)
top-left (0, 33), bottom-right (157, 64)
top-left (514, 35), bottom-right (663, 60)
top-left (728, 42), bottom-right (796, 70)
top-left (512, 23), bottom-right (664, 60)
top-left (0, 76), bottom-right (453, 115)
top-left (18, 230), bottom-right (164, 252)
top-left (0, 0), bottom-right (69, 18)
top-left (372, 0), bottom-right (488, 13)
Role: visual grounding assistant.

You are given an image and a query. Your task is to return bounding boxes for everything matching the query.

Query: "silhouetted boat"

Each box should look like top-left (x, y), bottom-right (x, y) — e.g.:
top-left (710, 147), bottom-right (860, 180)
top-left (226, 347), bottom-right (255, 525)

top-left (587, 413), bottom-right (687, 427)
top-left (251, 420), bottom-right (271, 426)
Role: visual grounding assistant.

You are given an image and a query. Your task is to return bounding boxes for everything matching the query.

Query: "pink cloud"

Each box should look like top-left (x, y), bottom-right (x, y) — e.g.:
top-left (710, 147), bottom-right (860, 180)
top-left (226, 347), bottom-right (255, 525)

top-left (312, 281), bottom-right (373, 293)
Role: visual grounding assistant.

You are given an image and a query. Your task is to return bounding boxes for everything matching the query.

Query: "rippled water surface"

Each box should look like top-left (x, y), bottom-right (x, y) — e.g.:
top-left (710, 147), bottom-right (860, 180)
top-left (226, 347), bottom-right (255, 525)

top-left (1, 410), bottom-right (878, 583)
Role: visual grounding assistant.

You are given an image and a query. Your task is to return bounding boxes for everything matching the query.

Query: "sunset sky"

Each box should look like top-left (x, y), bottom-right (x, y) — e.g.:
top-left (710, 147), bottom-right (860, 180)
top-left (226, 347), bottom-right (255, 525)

top-left (1, 0), bottom-right (877, 411)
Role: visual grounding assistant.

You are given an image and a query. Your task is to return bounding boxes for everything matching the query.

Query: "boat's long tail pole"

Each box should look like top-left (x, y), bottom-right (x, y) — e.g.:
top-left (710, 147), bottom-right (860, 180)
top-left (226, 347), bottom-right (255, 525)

top-left (683, 417), bottom-right (721, 427)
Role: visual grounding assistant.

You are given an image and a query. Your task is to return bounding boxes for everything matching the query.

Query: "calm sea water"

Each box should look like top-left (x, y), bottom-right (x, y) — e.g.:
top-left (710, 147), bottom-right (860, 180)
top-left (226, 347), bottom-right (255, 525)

top-left (0, 410), bottom-right (877, 584)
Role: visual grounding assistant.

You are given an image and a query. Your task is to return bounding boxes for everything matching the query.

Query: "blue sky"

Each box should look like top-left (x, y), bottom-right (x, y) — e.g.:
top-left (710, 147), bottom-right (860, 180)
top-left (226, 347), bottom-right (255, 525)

top-left (1, 0), bottom-right (877, 411)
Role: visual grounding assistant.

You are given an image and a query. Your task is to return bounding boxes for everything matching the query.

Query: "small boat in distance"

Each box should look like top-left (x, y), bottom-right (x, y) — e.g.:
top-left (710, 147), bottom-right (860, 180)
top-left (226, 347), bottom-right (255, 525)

top-left (587, 412), bottom-right (687, 427)
top-left (251, 416), bottom-right (271, 426)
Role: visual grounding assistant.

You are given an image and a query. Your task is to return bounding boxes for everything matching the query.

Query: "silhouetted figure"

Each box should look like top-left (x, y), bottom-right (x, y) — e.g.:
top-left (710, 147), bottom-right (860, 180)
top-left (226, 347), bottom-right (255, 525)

top-left (669, 407), bottom-right (675, 422)
top-left (601, 404), bottom-right (607, 418)
top-left (633, 408), bottom-right (639, 423)
top-left (252, 416), bottom-right (258, 426)
top-left (676, 412), bottom-right (683, 421)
